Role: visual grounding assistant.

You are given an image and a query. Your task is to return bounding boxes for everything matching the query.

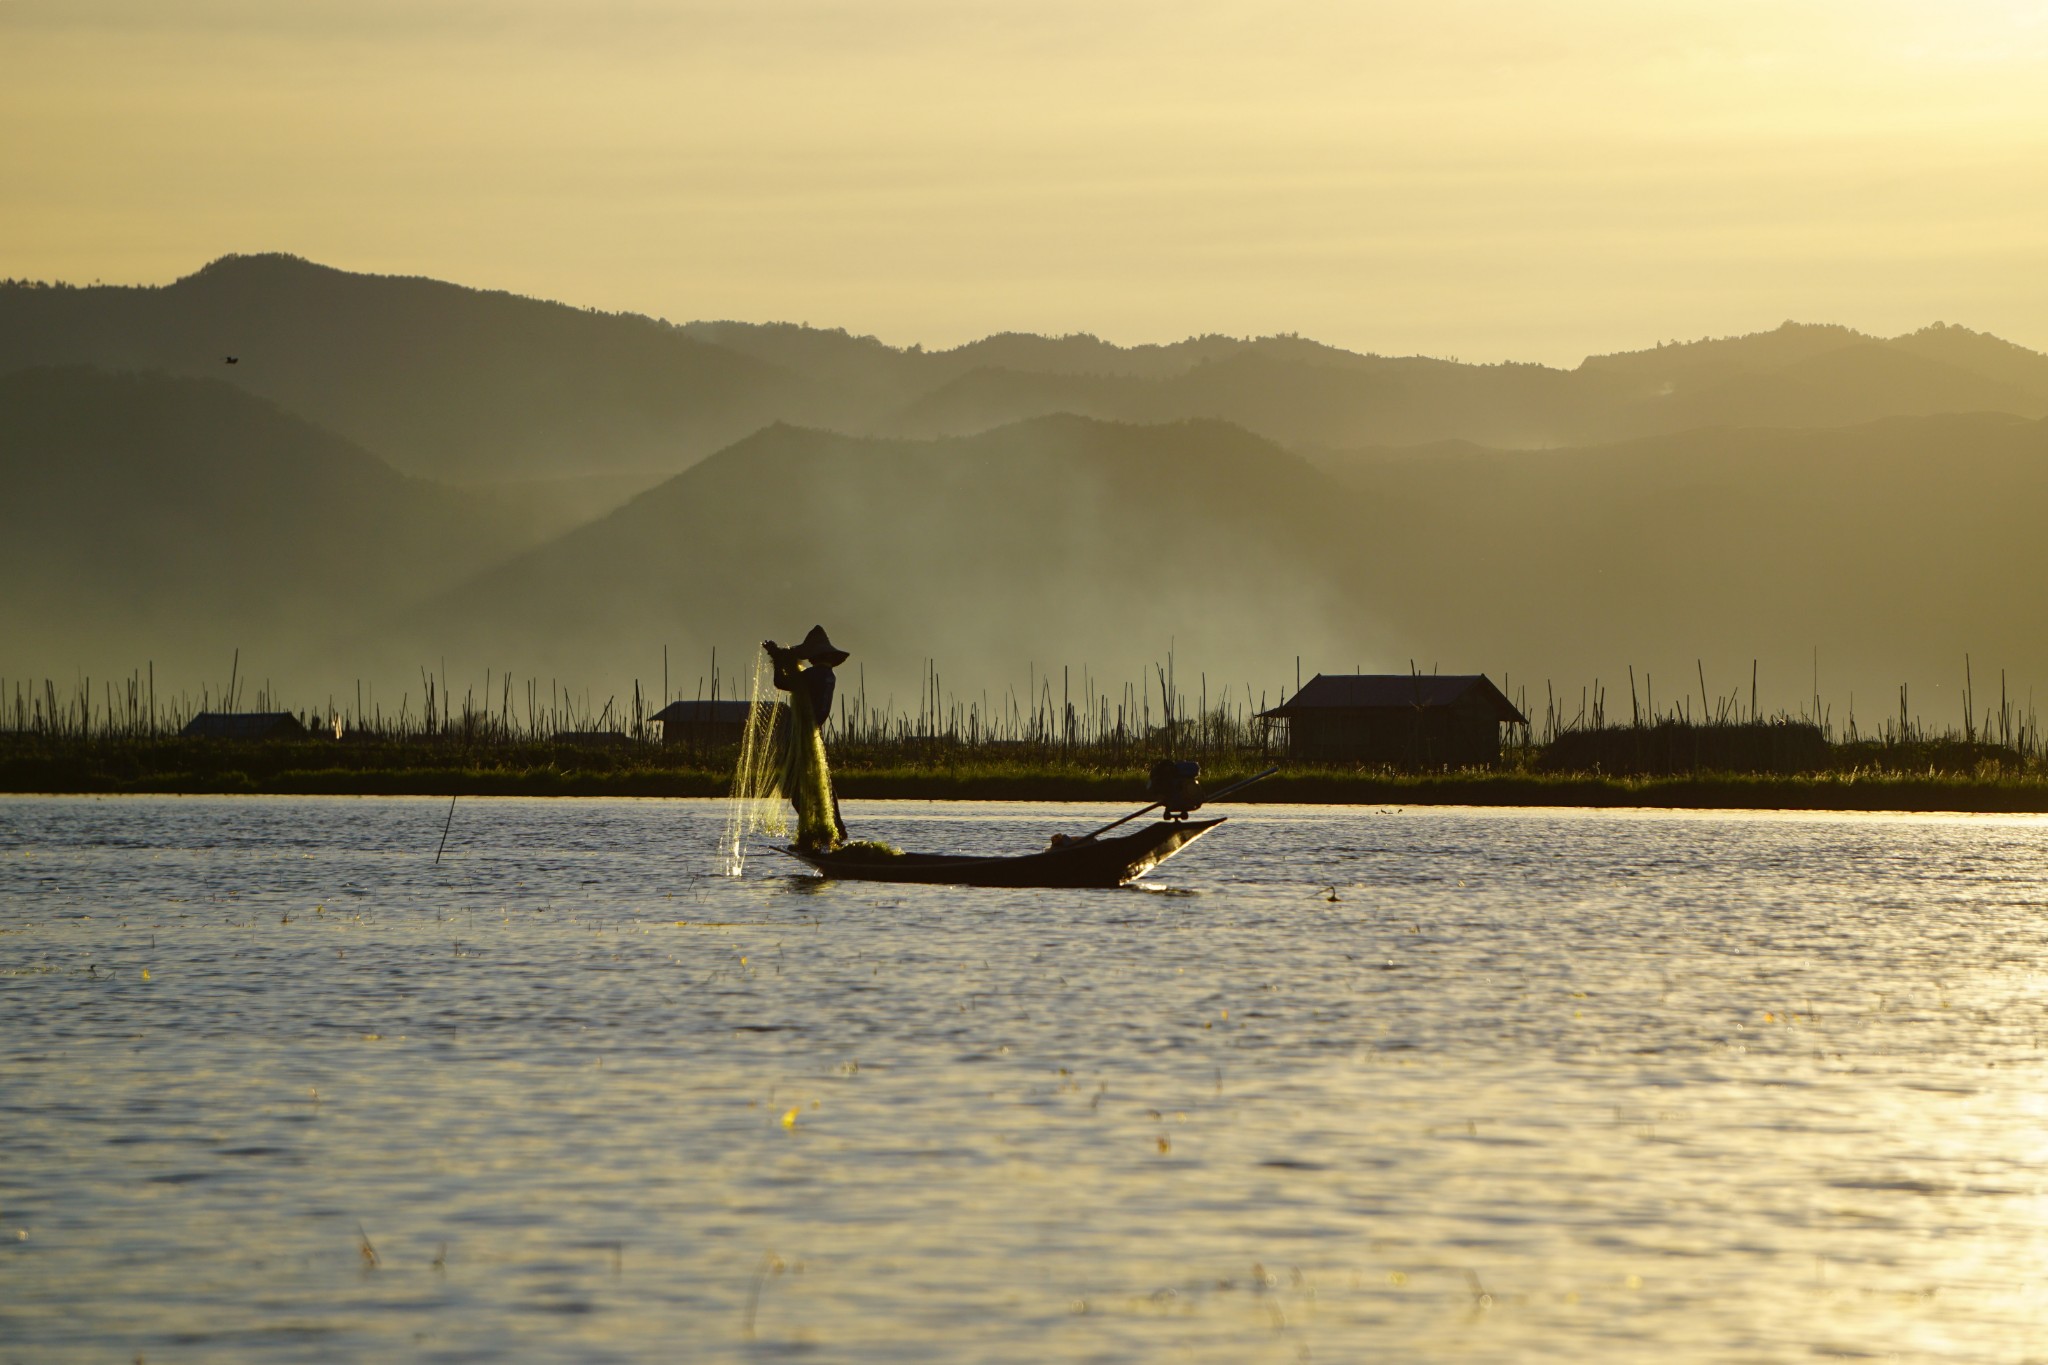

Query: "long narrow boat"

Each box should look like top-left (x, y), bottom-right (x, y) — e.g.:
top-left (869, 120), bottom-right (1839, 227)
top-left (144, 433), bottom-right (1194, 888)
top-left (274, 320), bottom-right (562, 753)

top-left (773, 817), bottom-right (1226, 888)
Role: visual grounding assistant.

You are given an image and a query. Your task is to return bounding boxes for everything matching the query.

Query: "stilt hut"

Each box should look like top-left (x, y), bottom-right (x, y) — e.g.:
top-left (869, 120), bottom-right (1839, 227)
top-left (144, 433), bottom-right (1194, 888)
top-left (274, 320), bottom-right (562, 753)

top-left (1259, 674), bottom-right (1526, 768)
top-left (651, 699), bottom-right (762, 749)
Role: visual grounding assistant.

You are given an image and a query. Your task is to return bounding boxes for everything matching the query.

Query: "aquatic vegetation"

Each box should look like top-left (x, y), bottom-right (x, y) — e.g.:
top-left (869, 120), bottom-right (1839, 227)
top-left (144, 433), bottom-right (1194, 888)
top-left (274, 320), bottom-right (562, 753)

top-left (829, 840), bottom-right (904, 862)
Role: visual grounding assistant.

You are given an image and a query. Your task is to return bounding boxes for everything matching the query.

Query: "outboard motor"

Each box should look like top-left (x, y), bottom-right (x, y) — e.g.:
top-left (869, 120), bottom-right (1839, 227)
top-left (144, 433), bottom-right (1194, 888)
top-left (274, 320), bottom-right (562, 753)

top-left (1147, 759), bottom-right (1203, 820)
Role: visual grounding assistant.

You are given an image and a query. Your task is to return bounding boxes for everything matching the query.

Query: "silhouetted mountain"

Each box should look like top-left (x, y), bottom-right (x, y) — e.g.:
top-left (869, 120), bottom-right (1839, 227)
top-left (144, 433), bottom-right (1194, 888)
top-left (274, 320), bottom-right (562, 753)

top-left (10, 257), bottom-right (2043, 500)
top-left (0, 255), bottom-right (814, 483)
top-left (10, 255), bottom-right (2048, 714)
top-left (1584, 320), bottom-right (2048, 400)
top-left (1885, 323), bottom-right (2048, 397)
top-left (0, 366), bottom-right (533, 684)
top-left (679, 322), bottom-right (1269, 386)
top-left (1317, 412), bottom-right (2048, 721)
top-left (383, 407), bottom-right (2048, 718)
top-left (387, 416), bottom-right (1364, 705)
top-left (1582, 326), bottom-right (2048, 435)
top-left (11, 366), bottom-right (2048, 720)
top-left (881, 325), bottom-right (2048, 451)
top-left (880, 350), bottom-right (1611, 450)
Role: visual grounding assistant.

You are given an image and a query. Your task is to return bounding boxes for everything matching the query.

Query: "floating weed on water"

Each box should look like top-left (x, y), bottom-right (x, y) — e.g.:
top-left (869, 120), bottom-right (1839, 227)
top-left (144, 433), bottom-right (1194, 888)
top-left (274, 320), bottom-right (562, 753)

top-left (431, 1243), bottom-right (446, 1275)
top-left (357, 1224), bottom-right (379, 1270)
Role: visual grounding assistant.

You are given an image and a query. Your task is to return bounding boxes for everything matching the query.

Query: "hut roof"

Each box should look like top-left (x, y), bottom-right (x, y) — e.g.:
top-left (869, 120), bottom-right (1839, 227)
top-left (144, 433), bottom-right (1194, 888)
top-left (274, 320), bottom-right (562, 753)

top-left (1260, 674), bottom-right (1527, 724)
top-left (651, 700), bottom-right (758, 725)
top-left (180, 711), bottom-right (308, 740)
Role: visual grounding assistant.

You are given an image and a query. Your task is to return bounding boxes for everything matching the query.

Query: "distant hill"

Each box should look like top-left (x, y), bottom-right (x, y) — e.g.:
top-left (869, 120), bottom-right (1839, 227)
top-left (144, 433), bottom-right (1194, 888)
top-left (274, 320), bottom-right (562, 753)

top-left (9, 254), bottom-right (2048, 715)
top-left (0, 367), bottom-right (533, 686)
top-left (1315, 411), bottom-right (2048, 723)
top-left (0, 255), bottom-right (816, 483)
top-left (881, 325), bottom-right (2048, 451)
top-left (8, 256), bottom-right (2044, 495)
top-left (386, 415), bottom-right (1367, 707)
top-left (375, 408), bottom-right (2048, 719)
top-left (879, 349), bottom-right (1610, 450)
top-left (9, 376), bottom-right (2048, 720)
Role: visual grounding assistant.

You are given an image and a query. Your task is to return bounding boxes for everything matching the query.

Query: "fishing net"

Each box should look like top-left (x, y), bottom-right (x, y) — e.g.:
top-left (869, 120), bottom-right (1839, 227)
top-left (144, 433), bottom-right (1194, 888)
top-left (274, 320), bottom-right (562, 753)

top-left (778, 684), bottom-right (841, 853)
top-left (720, 646), bottom-right (844, 873)
top-left (721, 650), bottom-right (786, 875)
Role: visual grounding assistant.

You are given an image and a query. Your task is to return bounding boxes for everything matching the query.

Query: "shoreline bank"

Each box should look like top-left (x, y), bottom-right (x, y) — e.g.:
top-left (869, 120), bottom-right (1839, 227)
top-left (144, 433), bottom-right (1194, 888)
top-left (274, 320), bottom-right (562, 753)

top-left (6, 751), bottom-right (2048, 812)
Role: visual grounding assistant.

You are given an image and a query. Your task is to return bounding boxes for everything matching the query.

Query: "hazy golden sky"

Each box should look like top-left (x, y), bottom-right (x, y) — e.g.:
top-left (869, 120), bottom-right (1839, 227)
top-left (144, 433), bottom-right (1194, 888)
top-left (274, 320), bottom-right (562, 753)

top-left (4, 0), bottom-right (2044, 362)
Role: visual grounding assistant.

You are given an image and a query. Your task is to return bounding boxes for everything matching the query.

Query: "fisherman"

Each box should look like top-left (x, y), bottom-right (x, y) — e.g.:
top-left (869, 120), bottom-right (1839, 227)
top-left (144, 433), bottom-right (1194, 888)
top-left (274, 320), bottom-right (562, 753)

top-left (1146, 758), bottom-right (1203, 819)
top-left (762, 626), bottom-right (850, 851)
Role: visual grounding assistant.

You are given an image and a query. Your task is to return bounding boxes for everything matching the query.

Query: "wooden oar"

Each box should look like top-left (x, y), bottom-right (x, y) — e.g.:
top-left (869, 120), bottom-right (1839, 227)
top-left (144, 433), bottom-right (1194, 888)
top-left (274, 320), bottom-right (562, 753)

top-left (1078, 765), bottom-right (1281, 842)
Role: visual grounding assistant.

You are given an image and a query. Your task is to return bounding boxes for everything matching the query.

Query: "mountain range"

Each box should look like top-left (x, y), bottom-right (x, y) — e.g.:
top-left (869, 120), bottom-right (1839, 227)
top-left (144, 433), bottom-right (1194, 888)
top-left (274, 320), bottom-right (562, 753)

top-left (4, 252), bottom-right (2046, 720)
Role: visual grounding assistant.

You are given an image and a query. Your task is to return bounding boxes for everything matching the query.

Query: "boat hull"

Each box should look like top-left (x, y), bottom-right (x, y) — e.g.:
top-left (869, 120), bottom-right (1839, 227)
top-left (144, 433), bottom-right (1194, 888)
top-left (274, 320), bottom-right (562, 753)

top-left (775, 818), bottom-right (1226, 888)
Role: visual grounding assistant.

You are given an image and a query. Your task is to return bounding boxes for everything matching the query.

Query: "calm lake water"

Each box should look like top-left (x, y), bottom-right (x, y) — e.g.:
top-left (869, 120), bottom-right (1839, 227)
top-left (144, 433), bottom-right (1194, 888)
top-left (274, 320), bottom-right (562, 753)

top-left (4, 795), bottom-right (2048, 1363)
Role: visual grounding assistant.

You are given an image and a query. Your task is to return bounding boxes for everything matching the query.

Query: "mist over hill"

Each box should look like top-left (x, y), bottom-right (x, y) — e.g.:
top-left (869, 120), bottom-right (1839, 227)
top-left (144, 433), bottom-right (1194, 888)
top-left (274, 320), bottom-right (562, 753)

top-left (1318, 412), bottom-right (2048, 729)
top-left (372, 416), bottom-right (1369, 714)
top-left (6, 254), bottom-right (2048, 725)
top-left (0, 367), bottom-right (540, 690)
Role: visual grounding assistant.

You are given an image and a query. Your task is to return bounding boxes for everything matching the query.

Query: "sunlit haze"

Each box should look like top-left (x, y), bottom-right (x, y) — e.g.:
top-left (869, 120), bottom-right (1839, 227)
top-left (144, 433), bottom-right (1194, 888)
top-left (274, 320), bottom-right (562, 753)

top-left (5, 0), bottom-right (2045, 361)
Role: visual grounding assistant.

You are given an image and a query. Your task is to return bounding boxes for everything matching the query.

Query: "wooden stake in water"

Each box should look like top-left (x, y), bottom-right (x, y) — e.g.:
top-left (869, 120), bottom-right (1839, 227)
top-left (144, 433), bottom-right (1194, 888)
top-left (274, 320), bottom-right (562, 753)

top-left (435, 795), bottom-right (458, 865)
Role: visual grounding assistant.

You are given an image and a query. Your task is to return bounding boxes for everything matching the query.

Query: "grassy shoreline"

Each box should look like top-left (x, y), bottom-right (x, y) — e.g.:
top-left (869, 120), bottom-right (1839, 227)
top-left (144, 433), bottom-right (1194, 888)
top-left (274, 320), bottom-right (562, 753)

top-left (6, 737), bottom-right (2048, 811)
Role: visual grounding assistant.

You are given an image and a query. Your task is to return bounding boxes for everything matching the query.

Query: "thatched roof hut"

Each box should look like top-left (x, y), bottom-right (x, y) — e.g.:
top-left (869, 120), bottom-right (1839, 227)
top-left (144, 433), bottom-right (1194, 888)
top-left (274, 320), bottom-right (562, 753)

top-left (1259, 674), bottom-right (1526, 767)
top-left (651, 699), bottom-right (762, 748)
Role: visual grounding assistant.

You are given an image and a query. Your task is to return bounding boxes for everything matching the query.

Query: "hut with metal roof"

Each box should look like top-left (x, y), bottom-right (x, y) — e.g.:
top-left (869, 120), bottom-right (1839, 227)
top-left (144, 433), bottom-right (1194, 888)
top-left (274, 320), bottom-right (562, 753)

top-left (1258, 674), bottom-right (1527, 768)
top-left (180, 712), bottom-right (308, 741)
top-left (651, 698), bottom-right (765, 750)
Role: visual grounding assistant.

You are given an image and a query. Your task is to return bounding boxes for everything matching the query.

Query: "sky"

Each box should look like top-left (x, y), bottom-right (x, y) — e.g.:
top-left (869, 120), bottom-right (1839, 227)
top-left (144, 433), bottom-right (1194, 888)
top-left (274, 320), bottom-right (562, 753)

top-left (3, 0), bottom-right (2045, 364)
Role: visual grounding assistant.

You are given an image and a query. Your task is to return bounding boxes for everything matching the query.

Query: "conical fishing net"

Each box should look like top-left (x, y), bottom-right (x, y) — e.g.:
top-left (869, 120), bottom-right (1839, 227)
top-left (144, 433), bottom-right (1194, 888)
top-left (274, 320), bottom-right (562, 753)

top-left (721, 650), bottom-right (786, 875)
top-left (720, 646), bottom-right (843, 873)
top-left (779, 685), bottom-right (841, 852)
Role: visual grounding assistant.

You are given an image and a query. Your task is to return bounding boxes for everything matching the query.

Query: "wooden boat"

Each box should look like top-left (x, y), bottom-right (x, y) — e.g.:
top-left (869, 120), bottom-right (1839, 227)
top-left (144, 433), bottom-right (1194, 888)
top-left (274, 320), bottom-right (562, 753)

top-left (773, 817), bottom-right (1226, 888)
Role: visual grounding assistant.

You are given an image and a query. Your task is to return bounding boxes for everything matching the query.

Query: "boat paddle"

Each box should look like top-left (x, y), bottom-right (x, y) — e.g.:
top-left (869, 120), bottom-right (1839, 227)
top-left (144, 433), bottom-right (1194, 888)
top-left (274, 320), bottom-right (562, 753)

top-left (1076, 765), bottom-right (1280, 842)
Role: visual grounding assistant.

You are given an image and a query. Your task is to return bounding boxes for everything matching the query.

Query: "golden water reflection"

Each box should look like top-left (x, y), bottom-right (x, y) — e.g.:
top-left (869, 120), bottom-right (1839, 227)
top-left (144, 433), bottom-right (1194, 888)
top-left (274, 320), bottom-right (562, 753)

top-left (2, 797), bottom-right (2046, 1360)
